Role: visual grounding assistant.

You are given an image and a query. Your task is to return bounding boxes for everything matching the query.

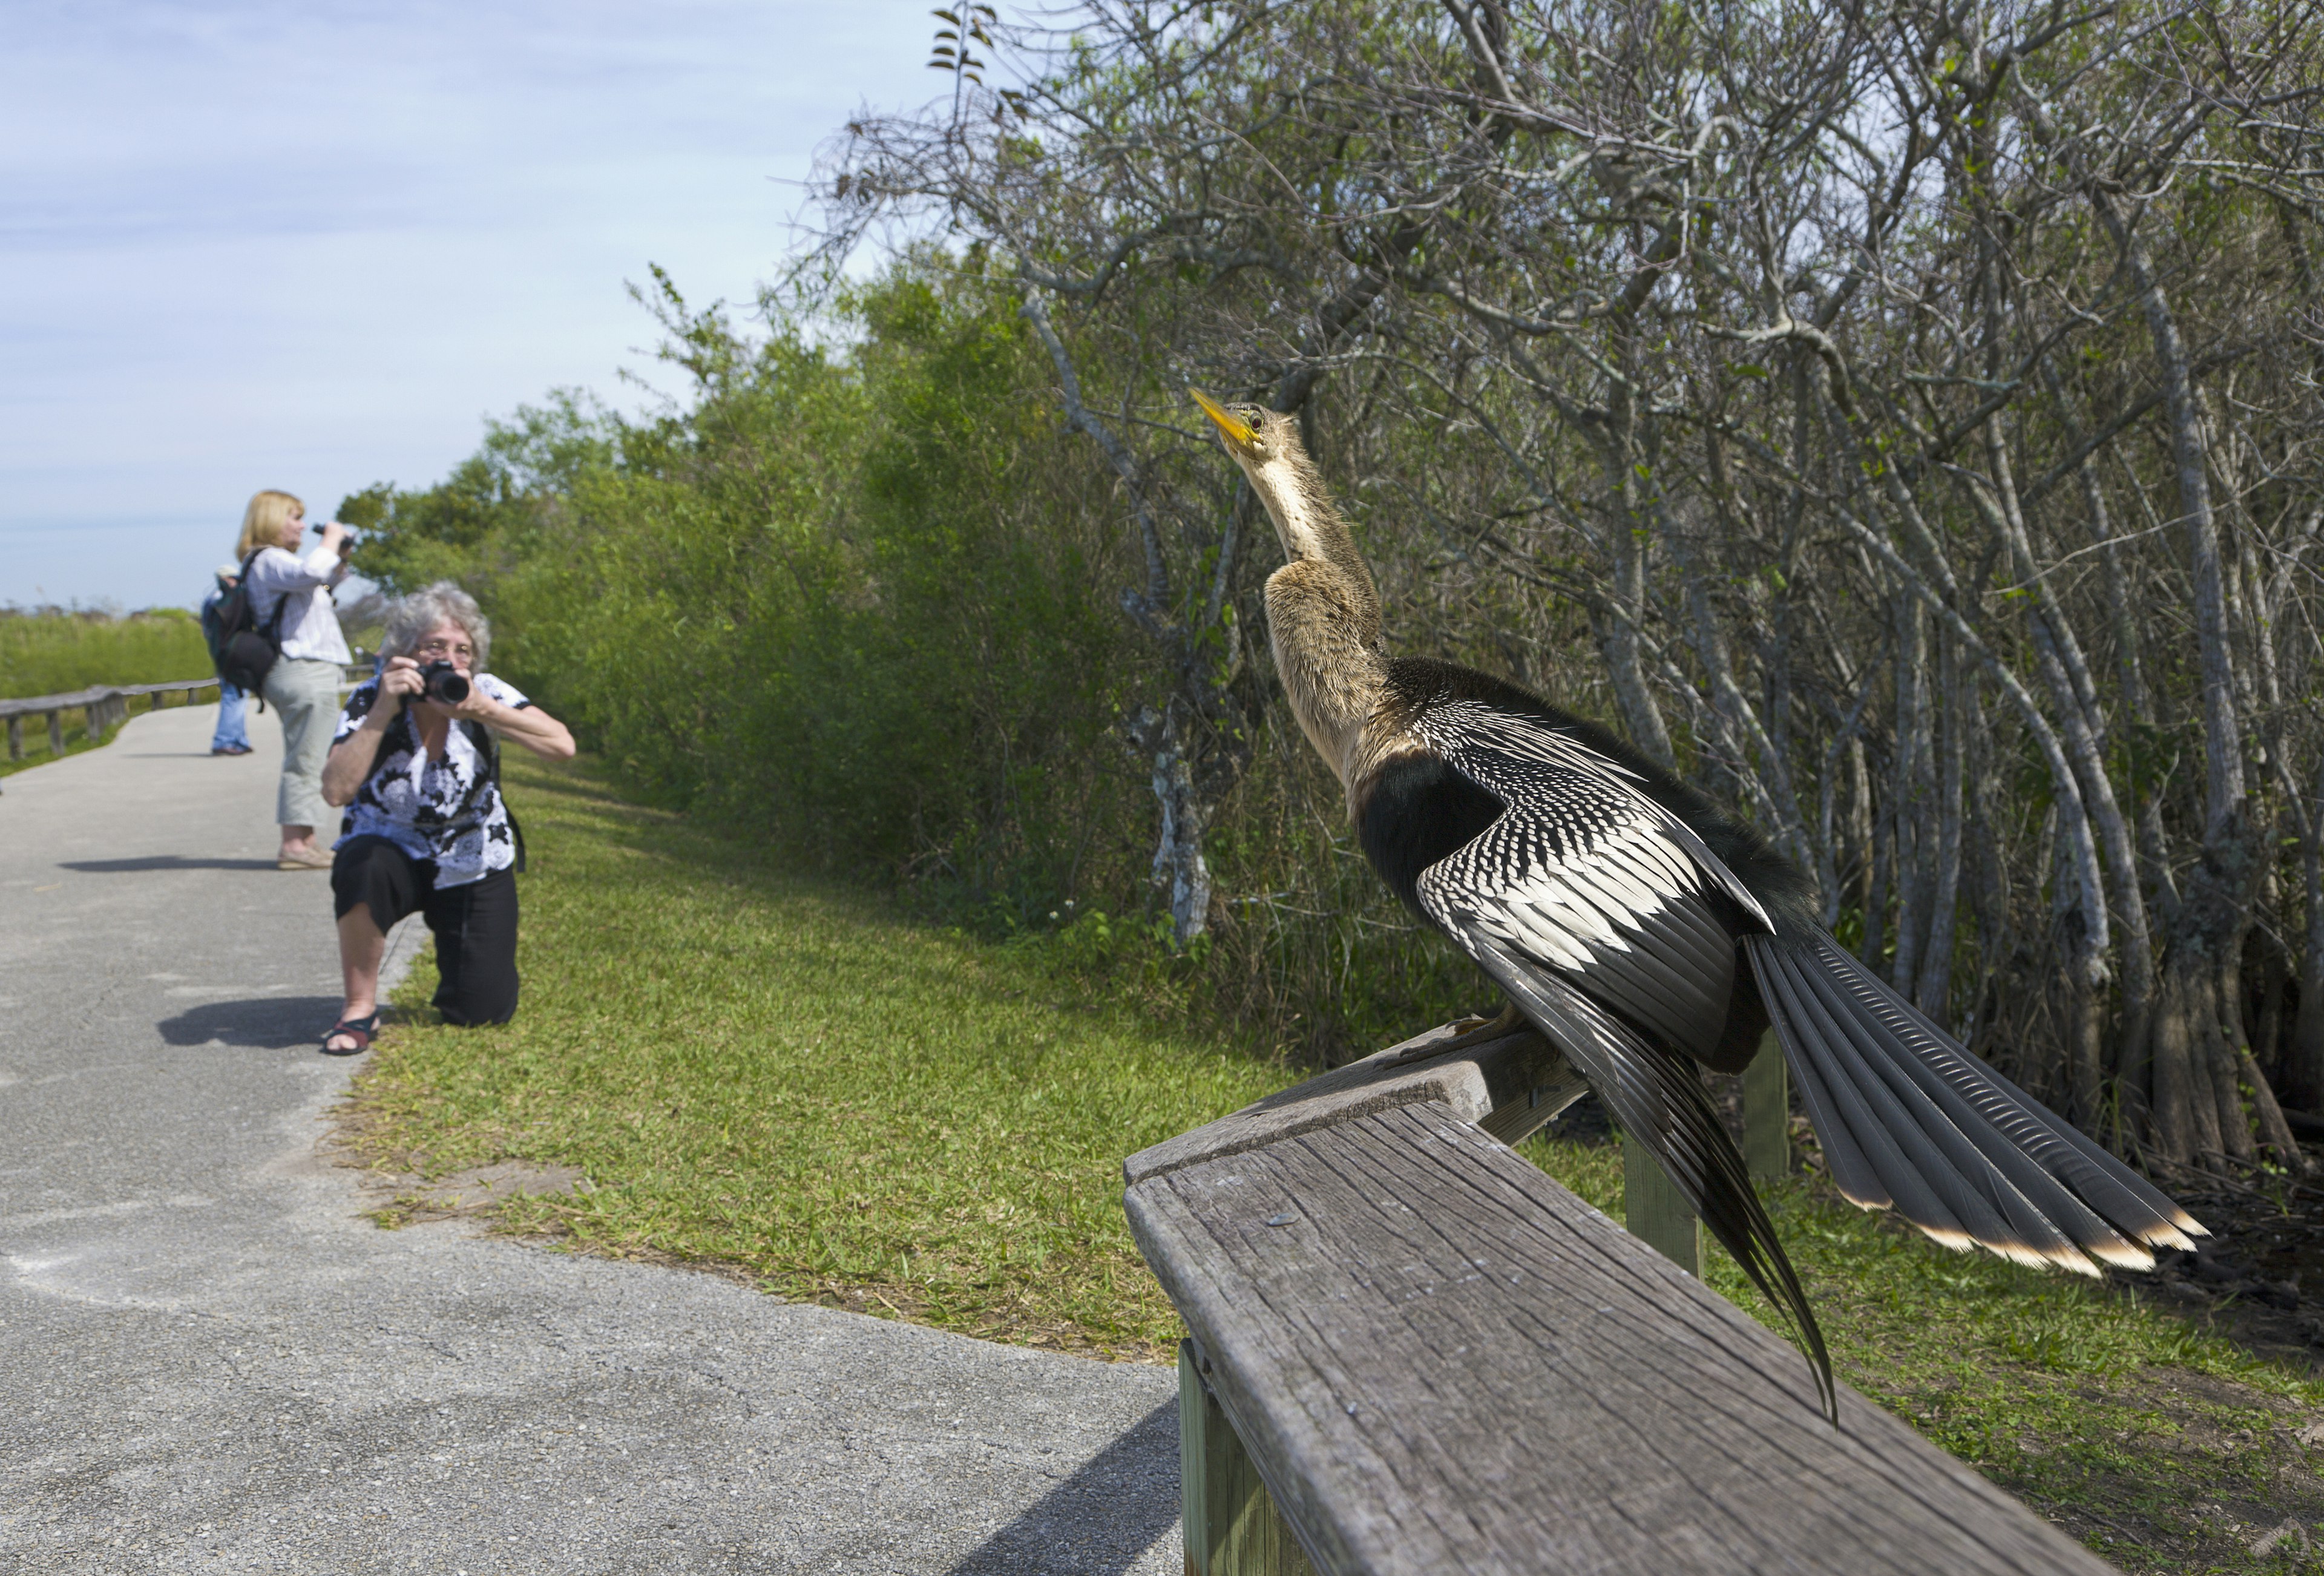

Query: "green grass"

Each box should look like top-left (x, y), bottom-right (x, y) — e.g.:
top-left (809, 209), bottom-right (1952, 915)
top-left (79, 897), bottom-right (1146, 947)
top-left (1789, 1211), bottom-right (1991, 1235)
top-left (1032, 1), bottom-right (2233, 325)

top-left (344, 754), bottom-right (2324, 1568)
top-left (342, 754), bottom-right (1292, 1356)
top-left (0, 608), bottom-right (211, 698)
top-left (1, 609), bottom-right (220, 777)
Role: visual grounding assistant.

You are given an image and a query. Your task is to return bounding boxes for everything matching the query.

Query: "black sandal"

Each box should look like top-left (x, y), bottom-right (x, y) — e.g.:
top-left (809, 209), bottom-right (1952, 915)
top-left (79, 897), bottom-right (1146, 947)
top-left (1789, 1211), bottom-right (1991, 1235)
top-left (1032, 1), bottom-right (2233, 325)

top-left (321, 1013), bottom-right (381, 1056)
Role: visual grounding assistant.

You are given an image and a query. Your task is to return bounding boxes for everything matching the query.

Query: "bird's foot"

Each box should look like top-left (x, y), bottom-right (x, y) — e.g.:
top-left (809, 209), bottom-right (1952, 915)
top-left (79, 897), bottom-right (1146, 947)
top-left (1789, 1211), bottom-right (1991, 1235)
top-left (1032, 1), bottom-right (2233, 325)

top-left (1379, 1003), bottom-right (1531, 1066)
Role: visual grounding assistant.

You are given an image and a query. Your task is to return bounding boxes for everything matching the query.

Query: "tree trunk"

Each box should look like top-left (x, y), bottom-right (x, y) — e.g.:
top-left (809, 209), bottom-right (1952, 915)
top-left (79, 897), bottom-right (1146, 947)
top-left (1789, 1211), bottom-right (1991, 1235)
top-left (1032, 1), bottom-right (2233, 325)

top-left (1593, 365), bottom-right (1675, 769)
top-left (1914, 629), bottom-right (1965, 1023)
top-left (2149, 947), bottom-right (2221, 1167)
top-left (1132, 703), bottom-right (1213, 944)
top-left (2292, 789), bottom-right (2324, 1112)
top-left (1891, 591), bottom-right (1930, 994)
top-left (2092, 189), bottom-right (2270, 1169)
top-left (2054, 919), bottom-right (2106, 1128)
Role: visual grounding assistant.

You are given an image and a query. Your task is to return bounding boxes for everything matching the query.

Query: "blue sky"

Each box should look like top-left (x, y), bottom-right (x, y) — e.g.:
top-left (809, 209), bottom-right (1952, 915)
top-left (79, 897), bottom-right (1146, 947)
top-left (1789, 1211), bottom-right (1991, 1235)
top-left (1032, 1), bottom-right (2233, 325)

top-left (1, 0), bottom-right (945, 609)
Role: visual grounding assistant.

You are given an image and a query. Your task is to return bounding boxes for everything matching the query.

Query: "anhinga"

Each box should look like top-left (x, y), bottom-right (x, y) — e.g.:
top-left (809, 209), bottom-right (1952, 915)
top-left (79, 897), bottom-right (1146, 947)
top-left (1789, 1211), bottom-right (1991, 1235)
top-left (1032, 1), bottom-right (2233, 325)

top-left (1190, 389), bottom-right (2202, 1417)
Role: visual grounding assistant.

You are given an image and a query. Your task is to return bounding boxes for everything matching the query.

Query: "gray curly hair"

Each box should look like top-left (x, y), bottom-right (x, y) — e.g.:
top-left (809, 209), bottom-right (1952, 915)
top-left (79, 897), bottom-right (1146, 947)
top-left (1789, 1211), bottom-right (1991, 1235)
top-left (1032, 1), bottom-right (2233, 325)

top-left (380, 581), bottom-right (491, 673)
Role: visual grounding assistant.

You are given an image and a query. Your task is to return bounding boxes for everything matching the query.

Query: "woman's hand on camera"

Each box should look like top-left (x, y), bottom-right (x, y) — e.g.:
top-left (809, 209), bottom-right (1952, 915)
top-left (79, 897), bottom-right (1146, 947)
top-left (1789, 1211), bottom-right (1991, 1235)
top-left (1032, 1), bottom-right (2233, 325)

top-left (371, 657), bottom-right (424, 718)
top-left (447, 684), bottom-right (501, 725)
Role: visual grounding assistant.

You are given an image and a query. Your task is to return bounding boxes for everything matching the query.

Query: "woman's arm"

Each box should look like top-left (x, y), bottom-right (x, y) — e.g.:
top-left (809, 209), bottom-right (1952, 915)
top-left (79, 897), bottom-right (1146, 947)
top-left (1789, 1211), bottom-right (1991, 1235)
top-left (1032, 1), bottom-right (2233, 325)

top-left (249, 540), bottom-right (347, 593)
top-left (323, 662), bottom-right (424, 806)
top-left (458, 689), bottom-right (576, 761)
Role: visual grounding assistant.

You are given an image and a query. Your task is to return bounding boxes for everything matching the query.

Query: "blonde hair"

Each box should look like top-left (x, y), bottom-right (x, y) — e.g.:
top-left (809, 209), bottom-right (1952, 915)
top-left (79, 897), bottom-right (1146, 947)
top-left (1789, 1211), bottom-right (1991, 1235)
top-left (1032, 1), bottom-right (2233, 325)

top-left (381, 582), bottom-right (491, 674)
top-left (234, 490), bottom-right (306, 560)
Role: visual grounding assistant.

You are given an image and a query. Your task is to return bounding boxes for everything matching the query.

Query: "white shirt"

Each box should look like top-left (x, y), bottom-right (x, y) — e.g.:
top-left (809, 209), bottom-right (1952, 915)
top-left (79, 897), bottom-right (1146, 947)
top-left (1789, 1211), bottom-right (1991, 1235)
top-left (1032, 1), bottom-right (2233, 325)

top-left (331, 674), bottom-right (530, 886)
top-left (246, 543), bottom-right (352, 665)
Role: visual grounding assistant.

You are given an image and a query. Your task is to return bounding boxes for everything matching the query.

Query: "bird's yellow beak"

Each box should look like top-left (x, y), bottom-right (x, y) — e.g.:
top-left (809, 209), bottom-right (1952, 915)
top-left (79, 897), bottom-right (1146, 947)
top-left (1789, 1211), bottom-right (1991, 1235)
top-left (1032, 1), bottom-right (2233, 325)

top-left (1189, 388), bottom-right (1256, 453)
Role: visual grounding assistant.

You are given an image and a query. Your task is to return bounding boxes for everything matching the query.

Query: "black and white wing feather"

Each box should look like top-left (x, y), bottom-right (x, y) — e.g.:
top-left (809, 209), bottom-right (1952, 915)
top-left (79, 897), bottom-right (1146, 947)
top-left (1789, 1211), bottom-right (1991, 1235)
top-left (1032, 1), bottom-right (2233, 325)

top-left (1408, 699), bottom-right (1834, 1416)
top-left (1413, 698), bottom-right (1770, 1066)
top-left (1402, 692), bottom-right (2201, 1295)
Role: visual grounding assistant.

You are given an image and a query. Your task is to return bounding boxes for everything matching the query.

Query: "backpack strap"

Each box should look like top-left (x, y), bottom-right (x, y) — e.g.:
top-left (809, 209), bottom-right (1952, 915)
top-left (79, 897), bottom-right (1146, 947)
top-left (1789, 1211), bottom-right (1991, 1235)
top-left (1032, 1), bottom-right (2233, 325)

top-left (251, 548), bottom-right (297, 648)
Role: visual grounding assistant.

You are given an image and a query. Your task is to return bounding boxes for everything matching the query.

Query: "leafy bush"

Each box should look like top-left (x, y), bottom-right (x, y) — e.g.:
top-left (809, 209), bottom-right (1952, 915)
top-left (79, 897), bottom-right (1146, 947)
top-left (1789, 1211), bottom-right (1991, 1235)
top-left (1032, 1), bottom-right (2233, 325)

top-left (350, 269), bottom-right (1156, 905)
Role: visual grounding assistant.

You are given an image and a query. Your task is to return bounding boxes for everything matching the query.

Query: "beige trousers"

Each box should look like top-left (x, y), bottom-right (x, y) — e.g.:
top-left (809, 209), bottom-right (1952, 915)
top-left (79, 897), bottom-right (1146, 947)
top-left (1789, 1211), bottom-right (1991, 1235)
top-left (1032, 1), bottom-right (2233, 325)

top-left (263, 658), bottom-right (343, 830)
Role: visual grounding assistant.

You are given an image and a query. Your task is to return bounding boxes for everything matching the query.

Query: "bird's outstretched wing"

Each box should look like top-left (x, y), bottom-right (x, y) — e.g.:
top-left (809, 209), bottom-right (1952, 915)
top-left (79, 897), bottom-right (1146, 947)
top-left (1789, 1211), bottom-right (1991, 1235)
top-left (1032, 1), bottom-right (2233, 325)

top-left (1408, 698), bottom-right (1832, 1415)
top-left (1408, 693), bottom-right (2202, 1285)
top-left (1411, 698), bottom-right (1770, 1066)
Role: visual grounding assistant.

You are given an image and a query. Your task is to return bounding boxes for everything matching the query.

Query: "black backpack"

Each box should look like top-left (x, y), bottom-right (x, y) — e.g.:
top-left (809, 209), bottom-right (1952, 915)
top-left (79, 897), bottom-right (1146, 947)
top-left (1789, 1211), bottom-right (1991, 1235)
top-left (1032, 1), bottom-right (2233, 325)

top-left (212, 550), bottom-right (294, 700)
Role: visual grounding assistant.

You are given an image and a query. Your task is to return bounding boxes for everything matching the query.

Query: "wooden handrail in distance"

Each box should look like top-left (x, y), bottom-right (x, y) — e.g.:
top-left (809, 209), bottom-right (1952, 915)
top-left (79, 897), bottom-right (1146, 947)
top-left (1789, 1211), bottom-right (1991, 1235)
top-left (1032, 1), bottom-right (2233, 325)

top-left (0, 678), bottom-right (222, 718)
top-left (1, 678), bottom-right (222, 763)
top-left (1127, 1022), bottom-right (2117, 1576)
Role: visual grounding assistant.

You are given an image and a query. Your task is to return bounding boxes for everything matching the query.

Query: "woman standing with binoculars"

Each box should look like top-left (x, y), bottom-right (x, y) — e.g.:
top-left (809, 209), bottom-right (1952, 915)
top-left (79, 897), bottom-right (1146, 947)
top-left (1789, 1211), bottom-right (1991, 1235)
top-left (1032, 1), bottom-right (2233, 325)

top-left (317, 582), bottom-right (573, 1056)
top-left (234, 489), bottom-right (356, 868)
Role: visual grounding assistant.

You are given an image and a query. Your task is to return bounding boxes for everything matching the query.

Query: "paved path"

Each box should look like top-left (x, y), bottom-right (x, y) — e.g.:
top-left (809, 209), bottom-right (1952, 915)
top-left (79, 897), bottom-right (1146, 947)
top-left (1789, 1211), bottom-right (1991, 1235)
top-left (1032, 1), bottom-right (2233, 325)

top-left (0, 706), bottom-right (1181, 1575)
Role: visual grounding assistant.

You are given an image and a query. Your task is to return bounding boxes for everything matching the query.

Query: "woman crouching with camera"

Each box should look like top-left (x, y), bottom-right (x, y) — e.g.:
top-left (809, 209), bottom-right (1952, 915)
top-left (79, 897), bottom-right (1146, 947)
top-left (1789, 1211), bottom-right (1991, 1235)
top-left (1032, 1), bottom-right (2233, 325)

top-left (316, 582), bottom-right (574, 1055)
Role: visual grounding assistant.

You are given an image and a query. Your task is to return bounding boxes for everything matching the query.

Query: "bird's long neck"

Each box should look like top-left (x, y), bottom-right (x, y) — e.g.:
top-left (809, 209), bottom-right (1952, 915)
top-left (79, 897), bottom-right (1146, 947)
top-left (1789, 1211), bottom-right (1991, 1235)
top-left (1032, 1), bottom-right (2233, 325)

top-left (1247, 450), bottom-right (1381, 640)
top-left (1246, 450), bottom-right (1388, 787)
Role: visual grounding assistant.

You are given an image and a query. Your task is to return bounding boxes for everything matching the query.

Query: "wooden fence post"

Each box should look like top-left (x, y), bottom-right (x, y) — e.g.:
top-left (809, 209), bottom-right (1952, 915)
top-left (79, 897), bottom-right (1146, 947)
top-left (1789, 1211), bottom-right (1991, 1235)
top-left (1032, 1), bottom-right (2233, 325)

top-left (1744, 1031), bottom-right (1790, 1184)
top-left (47, 710), bottom-right (63, 757)
top-left (1180, 1341), bottom-right (1314, 1576)
top-left (1622, 1136), bottom-right (1703, 1275)
top-left (6, 715), bottom-right (19, 761)
top-left (1623, 1033), bottom-right (1791, 1273)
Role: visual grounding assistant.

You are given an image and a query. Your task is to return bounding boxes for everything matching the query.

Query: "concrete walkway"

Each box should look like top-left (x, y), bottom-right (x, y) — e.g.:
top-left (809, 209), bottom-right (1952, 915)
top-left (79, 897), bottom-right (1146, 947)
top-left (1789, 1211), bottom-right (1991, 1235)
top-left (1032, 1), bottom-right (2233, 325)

top-left (0, 705), bottom-right (1181, 1575)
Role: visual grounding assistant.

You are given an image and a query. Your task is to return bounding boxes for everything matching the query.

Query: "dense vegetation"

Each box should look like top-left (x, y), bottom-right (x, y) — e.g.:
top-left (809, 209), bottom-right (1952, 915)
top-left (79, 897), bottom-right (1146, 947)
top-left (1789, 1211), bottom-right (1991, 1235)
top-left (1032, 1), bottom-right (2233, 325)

top-left (347, 0), bottom-right (2324, 1175)
top-left (344, 269), bottom-right (1482, 1054)
top-left (0, 607), bottom-right (209, 699)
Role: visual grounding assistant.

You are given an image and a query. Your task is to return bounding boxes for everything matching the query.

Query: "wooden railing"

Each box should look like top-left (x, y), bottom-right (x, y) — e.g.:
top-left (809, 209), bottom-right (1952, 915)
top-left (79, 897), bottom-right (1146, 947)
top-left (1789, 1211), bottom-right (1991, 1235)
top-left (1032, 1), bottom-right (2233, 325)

top-left (1, 678), bottom-right (221, 761)
top-left (1, 657), bottom-right (375, 764)
top-left (1128, 1022), bottom-right (2117, 1575)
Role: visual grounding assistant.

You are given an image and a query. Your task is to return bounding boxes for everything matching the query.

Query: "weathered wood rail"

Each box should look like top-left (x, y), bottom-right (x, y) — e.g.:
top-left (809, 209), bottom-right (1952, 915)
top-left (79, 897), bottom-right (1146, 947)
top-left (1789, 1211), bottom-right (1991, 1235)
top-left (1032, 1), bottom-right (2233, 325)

top-left (1, 678), bottom-right (221, 761)
top-left (1127, 1021), bottom-right (2117, 1576)
top-left (1, 657), bottom-right (375, 764)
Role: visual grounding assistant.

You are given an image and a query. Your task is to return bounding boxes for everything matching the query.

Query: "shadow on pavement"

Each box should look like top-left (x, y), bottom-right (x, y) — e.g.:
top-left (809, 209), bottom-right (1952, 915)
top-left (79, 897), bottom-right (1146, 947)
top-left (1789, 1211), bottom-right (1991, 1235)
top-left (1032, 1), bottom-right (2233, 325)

top-left (948, 1398), bottom-right (1180, 1575)
top-left (160, 996), bottom-right (343, 1050)
top-left (61, 856), bottom-right (283, 873)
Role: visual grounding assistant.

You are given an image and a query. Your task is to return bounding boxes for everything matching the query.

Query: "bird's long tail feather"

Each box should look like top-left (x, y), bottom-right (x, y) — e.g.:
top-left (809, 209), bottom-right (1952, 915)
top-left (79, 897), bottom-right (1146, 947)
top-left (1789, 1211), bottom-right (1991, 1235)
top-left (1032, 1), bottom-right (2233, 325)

top-left (1472, 936), bottom-right (1837, 1422)
top-left (1748, 930), bottom-right (2204, 1274)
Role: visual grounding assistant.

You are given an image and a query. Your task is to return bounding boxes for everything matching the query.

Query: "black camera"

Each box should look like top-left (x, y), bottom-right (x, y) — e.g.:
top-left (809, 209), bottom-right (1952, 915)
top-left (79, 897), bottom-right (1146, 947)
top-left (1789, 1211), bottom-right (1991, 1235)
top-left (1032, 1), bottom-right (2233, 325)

top-left (419, 660), bottom-right (471, 704)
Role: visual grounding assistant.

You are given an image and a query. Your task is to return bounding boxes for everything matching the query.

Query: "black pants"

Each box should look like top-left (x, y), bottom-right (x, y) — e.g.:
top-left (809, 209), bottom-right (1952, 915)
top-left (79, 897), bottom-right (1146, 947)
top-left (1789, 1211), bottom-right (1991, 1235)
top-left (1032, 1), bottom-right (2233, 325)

top-left (332, 836), bottom-right (520, 1026)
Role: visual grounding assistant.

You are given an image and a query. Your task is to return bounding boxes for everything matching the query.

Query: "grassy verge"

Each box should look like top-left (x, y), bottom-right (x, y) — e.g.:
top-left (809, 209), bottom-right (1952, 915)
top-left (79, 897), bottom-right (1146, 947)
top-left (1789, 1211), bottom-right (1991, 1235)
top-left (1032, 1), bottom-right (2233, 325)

top-left (2, 606), bottom-right (222, 778)
top-left (1, 607), bottom-right (210, 697)
top-left (339, 754), bottom-right (1290, 1358)
top-left (340, 754), bottom-right (2324, 1569)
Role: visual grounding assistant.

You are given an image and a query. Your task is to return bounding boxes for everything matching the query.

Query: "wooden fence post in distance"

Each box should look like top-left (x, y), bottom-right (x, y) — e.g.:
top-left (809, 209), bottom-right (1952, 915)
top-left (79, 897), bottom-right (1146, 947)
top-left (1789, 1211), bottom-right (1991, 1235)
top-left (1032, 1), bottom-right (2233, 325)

top-left (1623, 1135), bottom-right (1704, 1275)
top-left (1744, 1029), bottom-right (1790, 1184)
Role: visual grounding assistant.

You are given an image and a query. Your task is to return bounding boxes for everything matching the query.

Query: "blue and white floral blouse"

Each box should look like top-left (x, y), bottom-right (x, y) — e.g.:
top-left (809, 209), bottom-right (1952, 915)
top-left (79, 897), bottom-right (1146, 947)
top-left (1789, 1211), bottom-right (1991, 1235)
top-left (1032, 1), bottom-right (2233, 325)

top-left (330, 673), bottom-right (528, 886)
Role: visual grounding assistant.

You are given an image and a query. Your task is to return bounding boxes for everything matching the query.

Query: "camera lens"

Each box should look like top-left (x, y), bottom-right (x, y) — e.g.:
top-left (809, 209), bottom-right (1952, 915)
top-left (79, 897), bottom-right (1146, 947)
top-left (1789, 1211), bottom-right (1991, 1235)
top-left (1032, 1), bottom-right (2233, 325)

top-left (422, 662), bottom-right (471, 704)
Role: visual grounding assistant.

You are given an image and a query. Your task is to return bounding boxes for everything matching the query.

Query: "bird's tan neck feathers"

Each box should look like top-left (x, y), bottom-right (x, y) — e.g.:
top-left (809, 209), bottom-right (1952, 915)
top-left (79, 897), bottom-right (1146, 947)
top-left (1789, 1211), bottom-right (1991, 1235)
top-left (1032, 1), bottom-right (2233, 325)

top-left (1242, 449), bottom-right (1388, 789)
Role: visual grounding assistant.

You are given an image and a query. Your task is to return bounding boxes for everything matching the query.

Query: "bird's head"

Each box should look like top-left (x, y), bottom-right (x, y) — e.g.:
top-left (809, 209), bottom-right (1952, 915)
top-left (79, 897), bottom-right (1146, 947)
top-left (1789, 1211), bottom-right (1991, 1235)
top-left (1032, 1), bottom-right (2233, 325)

top-left (1189, 388), bottom-right (1294, 469)
top-left (1190, 388), bottom-right (1337, 566)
